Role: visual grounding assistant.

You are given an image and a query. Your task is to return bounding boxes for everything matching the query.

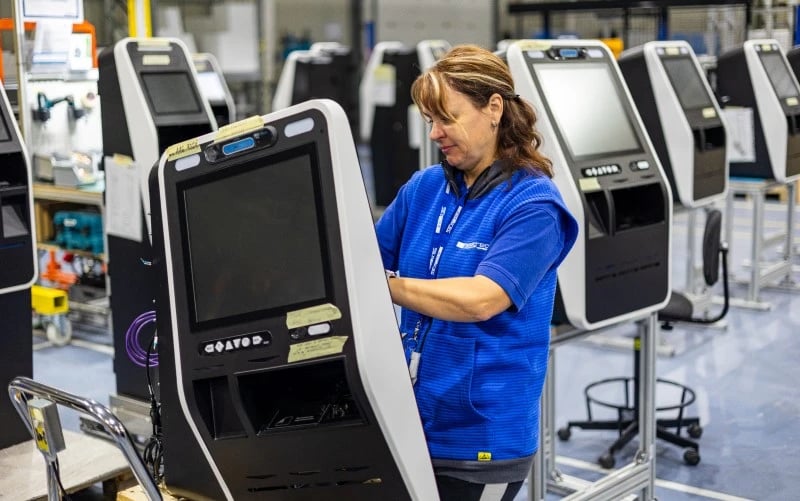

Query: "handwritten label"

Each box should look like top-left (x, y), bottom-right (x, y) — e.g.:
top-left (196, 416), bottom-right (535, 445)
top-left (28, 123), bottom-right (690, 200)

top-left (286, 303), bottom-right (342, 329)
top-left (288, 336), bottom-right (348, 363)
top-left (165, 138), bottom-right (201, 161)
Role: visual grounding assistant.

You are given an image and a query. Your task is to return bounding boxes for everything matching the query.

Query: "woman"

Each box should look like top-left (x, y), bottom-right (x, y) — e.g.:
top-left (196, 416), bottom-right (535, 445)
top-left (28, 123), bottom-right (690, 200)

top-left (375, 45), bottom-right (578, 500)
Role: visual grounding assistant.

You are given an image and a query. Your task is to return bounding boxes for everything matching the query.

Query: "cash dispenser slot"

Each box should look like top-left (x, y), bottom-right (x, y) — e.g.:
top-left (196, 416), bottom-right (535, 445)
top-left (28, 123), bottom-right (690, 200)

top-left (238, 358), bottom-right (363, 436)
top-left (583, 183), bottom-right (665, 238)
top-left (611, 183), bottom-right (665, 233)
top-left (692, 125), bottom-right (725, 152)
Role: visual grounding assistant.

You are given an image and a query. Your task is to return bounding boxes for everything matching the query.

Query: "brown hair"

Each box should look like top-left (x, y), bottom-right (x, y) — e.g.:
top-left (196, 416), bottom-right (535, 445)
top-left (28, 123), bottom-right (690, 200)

top-left (410, 44), bottom-right (553, 178)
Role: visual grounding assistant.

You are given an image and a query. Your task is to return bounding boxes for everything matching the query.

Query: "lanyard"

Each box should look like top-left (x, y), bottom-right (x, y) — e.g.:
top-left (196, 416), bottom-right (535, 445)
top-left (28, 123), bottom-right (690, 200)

top-left (428, 190), bottom-right (467, 277)
top-left (407, 186), bottom-right (468, 384)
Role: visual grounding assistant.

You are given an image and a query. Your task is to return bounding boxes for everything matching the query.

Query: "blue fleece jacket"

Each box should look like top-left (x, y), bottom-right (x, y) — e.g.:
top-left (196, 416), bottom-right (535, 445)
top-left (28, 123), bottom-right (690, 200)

top-left (376, 161), bottom-right (578, 464)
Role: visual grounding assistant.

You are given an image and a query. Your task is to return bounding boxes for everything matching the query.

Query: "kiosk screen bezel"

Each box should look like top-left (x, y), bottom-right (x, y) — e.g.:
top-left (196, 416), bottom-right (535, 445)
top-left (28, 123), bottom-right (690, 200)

top-left (177, 143), bottom-right (332, 329)
top-left (660, 56), bottom-right (716, 110)
top-left (533, 61), bottom-right (643, 160)
top-left (759, 51), bottom-right (800, 100)
top-left (141, 71), bottom-right (204, 115)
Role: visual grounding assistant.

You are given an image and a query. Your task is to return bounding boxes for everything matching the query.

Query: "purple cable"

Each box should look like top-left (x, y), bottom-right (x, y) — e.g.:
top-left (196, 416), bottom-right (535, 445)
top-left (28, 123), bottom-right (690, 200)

top-left (125, 310), bottom-right (158, 368)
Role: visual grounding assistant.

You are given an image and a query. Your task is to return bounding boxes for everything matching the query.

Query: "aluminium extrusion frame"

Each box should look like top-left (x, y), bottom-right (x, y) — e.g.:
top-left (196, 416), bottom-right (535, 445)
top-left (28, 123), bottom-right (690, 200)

top-left (724, 179), bottom-right (799, 310)
top-left (7, 376), bottom-right (161, 501)
top-left (528, 313), bottom-right (658, 501)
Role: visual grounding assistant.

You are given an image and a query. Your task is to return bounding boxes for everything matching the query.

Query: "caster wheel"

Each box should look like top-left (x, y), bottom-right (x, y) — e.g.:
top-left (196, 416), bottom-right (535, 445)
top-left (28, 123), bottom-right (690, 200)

top-left (684, 448), bottom-right (700, 466)
top-left (557, 427), bottom-right (571, 441)
top-left (688, 423), bottom-right (703, 439)
top-left (598, 452), bottom-right (615, 469)
top-left (46, 316), bottom-right (72, 346)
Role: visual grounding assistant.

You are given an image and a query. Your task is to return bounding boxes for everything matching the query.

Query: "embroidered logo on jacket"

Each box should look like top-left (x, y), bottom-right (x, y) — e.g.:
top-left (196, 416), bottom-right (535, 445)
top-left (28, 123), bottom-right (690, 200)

top-left (456, 241), bottom-right (490, 251)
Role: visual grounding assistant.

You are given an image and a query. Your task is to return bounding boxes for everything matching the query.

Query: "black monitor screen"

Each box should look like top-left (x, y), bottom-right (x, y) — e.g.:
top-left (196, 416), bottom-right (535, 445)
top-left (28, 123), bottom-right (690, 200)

top-left (181, 146), bottom-right (329, 326)
top-left (535, 63), bottom-right (642, 159)
top-left (760, 51), bottom-right (799, 100)
top-left (141, 72), bottom-right (202, 115)
top-left (661, 57), bottom-right (715, 110)
top-left (0, 113), bottom-right (10, 142)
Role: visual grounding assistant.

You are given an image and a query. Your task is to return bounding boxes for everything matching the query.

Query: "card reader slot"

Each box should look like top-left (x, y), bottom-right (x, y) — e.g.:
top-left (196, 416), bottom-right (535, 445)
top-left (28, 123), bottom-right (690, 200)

top-left (584, 191), bottom-right (612, 238)
top-left (193, 376), bottom-right (247, 440)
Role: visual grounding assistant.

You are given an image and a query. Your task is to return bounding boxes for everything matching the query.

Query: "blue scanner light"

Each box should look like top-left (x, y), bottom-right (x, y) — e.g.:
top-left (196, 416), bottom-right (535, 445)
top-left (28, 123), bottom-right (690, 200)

top-left (559, 48), bottom-right (580, 59)
top-left (222, 137), bottom-right (255, 156)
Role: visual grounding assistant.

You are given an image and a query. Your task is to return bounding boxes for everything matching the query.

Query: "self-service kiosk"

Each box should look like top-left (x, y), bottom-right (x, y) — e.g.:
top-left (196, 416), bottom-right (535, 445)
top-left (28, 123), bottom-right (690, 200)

top-left (193, 53), bottom-right (236, 127)
top-left (0, 83), bottom-right (37, 448)
top-left (506, 40), bottom-right (672, 330)
top-left (359, 42), bottom-right (421, 207)
top-left (272, 43), bottom-right (358, 135)
top-left (149, 100), bottom-right (437, 500)
top-left (99, 37), bottom-right (216, 403)
top-left (619, 41), bottom-right (728, 208)
top-left (716, 39), bottom-right (800, 182)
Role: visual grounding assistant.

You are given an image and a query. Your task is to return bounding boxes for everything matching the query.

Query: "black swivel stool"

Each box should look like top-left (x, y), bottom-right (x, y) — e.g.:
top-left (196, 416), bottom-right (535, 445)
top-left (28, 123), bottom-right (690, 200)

top-left (558, 209), bottom-right (729, 468)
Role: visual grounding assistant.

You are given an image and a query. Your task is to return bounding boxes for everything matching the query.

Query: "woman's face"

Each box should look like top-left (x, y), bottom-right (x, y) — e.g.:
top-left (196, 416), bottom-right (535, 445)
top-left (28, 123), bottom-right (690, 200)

top-left (425, 84), bottom-right (501, 181)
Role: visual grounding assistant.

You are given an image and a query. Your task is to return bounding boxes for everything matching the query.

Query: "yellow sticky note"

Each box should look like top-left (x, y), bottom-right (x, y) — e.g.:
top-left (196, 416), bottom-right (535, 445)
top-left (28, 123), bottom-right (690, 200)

top-left (165, 138), bottom-right (201, 161)
top-left (787, 97), bottom-right (799, 107)
top-left (112, 153), bottom-right (133, 166)
top-left (286, 303), bottom-right (342, 329)
top-left (288, 336), bottom-right (348, 363)
top-left (516, 40), bottom-right (551, 52)
top-left (214, 116), bottom-right (265, 143)
top-left (702, 107), bottom-right (717, 119)
top-left (142, 54), bottom-right (171, 66)
top-left (578, 177), bottom-right (601, 192)
top-left (477, 451), bottom-right (492, 461)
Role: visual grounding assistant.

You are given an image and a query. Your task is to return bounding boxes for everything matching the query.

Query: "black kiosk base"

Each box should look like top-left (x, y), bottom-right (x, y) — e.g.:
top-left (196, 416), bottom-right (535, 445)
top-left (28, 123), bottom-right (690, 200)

top-left (0, 291), bottom-right (33, 449)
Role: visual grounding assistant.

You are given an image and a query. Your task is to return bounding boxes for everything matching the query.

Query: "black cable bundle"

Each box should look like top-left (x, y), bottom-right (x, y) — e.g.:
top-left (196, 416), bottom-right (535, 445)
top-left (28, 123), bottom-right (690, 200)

top-left (142, 332), bottom-right (164, 482)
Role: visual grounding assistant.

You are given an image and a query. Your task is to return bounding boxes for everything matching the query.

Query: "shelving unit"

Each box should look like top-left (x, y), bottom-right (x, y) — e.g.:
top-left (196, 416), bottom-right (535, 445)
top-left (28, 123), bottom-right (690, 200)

top-left (32, 182), bottom-right (110, 342)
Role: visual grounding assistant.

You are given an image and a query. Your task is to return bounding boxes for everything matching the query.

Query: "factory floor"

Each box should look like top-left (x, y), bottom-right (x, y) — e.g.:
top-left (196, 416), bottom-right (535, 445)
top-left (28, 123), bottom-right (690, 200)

top-left (24, 180), bottom-right (800, 500)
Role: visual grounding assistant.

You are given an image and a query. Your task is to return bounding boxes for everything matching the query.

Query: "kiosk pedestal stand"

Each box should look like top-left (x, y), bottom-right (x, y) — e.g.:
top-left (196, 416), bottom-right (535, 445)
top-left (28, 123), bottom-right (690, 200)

top-left (724, 179), bottom-right (799, 310)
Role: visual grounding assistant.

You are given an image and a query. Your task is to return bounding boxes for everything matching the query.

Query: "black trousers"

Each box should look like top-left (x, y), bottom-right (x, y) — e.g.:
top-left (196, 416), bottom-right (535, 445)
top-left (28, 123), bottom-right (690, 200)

top-left (436, 475), bottom-right (524, 501)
